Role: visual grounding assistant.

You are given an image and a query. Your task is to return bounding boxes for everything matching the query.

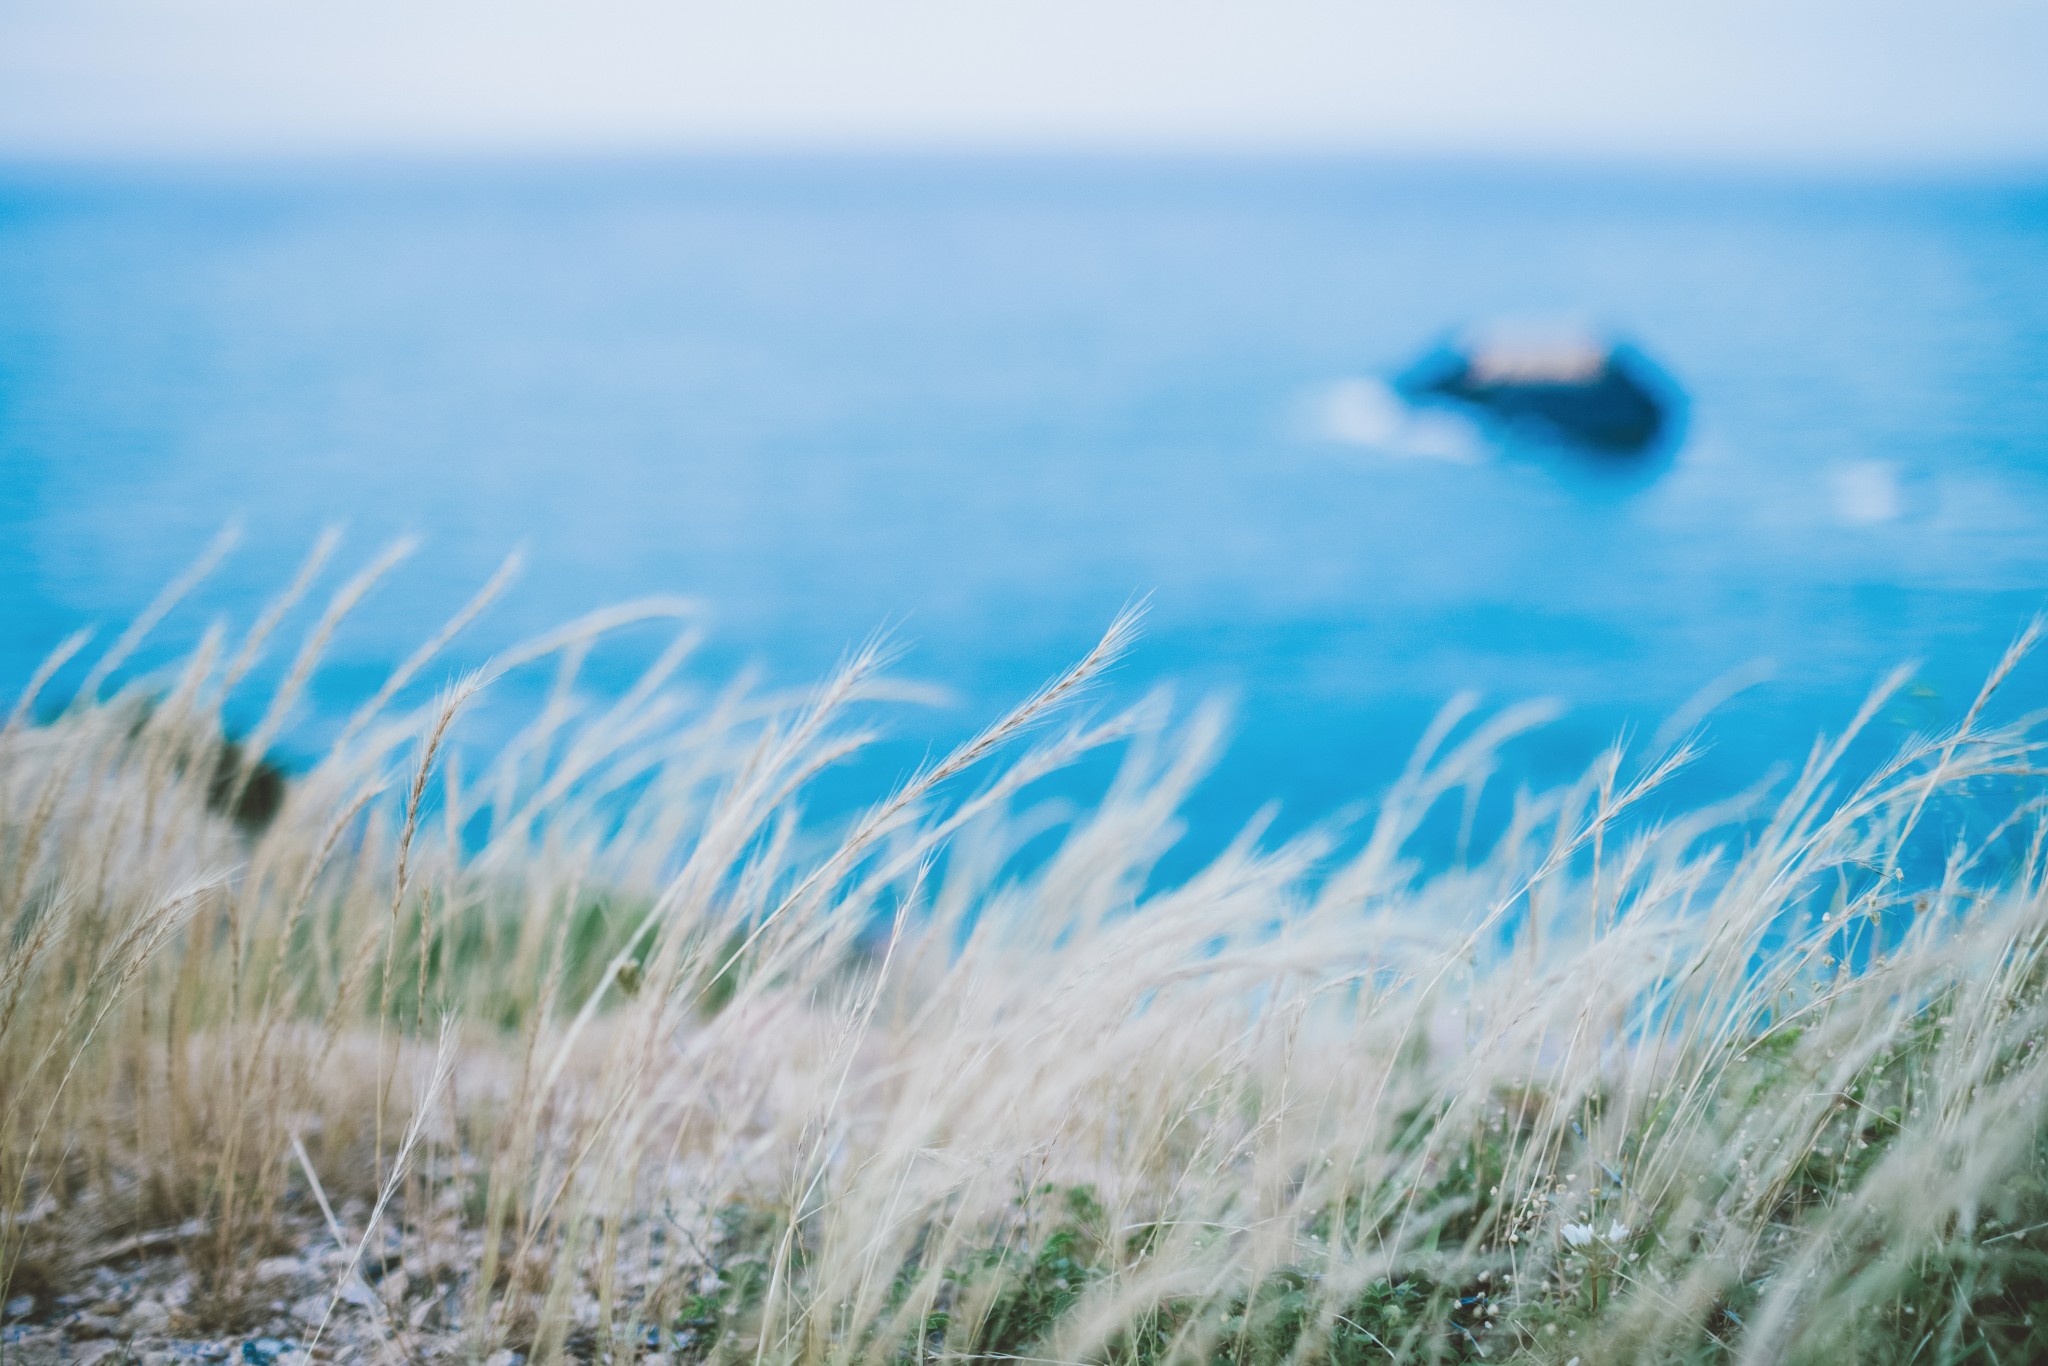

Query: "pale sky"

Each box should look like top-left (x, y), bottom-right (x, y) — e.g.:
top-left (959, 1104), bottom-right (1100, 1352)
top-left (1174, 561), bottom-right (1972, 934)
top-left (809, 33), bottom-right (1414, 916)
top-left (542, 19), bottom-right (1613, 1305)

top-left (3, 0), bottom-right (2046, 165)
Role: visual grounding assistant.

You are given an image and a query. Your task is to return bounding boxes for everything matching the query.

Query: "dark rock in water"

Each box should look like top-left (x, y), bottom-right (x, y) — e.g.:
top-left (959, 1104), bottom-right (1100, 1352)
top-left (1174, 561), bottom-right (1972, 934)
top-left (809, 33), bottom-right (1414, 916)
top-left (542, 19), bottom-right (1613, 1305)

top-left (1397, 330), bottom-right (1682, 457)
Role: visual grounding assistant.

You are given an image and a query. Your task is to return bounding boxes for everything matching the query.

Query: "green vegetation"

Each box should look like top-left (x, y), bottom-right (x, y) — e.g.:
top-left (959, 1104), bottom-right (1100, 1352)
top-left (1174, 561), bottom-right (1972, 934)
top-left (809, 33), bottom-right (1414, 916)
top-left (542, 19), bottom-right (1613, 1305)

top-left (4, 542), bottom-right (2048, 1364)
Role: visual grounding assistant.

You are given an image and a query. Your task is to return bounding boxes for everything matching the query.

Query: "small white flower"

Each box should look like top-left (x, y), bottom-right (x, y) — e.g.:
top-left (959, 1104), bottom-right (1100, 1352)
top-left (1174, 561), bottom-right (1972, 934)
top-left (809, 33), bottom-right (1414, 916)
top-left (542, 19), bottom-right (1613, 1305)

top-left (1561, 1222), bottom-right (1595, 1247)
top-left (1606, 1221), bottom-right (1631, 1241)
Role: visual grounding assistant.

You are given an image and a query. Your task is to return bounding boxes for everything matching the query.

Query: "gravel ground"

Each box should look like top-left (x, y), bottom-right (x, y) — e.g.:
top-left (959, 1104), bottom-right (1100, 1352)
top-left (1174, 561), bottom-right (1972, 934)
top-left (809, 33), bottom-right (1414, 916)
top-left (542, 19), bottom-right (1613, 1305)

top-left (2, 1220), bottom-right (537, 1366)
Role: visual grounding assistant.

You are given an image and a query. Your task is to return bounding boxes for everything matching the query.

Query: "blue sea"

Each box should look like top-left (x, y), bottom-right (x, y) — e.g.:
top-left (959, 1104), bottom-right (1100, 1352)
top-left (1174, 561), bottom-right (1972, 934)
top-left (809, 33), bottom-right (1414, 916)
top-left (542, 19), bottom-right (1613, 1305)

top-left (3, 158), bottom-right (2046, 863)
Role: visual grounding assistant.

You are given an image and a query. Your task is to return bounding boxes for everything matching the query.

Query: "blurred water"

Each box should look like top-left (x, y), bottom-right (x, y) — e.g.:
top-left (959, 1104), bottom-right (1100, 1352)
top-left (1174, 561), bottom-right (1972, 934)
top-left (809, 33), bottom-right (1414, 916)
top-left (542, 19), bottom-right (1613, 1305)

top-left (2, 158), bottom-right (2046, 858)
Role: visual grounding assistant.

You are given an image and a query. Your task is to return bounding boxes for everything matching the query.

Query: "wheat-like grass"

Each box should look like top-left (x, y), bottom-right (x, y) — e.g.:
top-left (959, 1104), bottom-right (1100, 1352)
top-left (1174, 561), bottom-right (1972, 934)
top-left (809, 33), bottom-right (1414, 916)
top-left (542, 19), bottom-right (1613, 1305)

top-left (3, 550), bottom-right (2046, 1365)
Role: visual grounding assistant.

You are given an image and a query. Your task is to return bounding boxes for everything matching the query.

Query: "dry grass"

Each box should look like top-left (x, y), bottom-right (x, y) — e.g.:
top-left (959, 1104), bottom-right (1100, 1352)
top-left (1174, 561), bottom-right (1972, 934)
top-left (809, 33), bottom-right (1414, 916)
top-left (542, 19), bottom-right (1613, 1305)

top-left (5, 543), bottom-right (2048, 1365)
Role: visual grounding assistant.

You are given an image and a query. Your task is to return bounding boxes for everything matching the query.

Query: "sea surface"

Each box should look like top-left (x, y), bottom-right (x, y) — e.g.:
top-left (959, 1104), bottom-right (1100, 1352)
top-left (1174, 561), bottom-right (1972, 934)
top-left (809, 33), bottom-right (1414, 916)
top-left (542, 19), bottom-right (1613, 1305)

top-left (3, 157), bottom-right (2046, 865)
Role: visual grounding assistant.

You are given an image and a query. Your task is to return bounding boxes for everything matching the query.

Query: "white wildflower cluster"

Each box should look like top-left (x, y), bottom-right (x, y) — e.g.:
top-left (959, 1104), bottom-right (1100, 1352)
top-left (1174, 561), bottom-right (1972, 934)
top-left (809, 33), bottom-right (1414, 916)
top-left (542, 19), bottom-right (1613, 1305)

top-left (1561, 1221), bottom-right (1630, 1248)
